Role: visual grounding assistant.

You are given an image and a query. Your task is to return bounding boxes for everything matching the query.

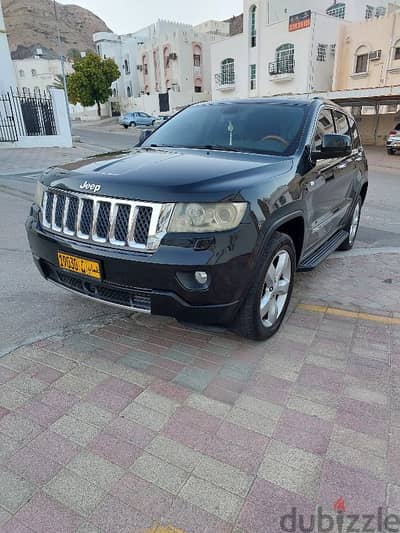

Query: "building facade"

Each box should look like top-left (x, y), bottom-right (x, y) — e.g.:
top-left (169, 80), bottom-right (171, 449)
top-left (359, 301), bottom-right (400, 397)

top-left (211, 0), bottom-right (399, 100)
top-left (333, 4), bottom-right (400, 90)
top-left (94, 19), bottom-right (229, 114)
top-left (13, 56), bottom-right (74, 95)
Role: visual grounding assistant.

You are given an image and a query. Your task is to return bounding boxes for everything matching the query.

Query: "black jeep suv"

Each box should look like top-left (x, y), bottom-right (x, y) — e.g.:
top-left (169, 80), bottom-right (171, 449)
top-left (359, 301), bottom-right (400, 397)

top-left (26, 98), bottom-right (368, 340)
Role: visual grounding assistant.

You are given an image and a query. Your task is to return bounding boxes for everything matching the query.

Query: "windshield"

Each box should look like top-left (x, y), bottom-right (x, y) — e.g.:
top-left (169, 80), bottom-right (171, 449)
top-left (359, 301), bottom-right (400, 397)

top-left (143, 101), bottom-right (307, 156)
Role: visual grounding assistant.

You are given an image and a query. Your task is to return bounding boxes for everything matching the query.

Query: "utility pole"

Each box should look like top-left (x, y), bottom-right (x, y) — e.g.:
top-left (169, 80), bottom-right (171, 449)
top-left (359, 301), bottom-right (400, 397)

top-left (53, 0), bottom-right (72, 132)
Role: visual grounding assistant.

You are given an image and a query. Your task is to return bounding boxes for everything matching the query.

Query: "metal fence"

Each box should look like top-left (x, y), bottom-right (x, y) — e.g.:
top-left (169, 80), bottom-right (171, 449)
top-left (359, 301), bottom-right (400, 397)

top-left (0, 87), bottom-right (57, 142)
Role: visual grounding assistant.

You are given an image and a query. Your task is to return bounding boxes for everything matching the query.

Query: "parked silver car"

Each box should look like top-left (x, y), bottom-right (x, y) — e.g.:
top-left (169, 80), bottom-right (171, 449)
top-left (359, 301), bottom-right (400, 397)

top-left (387, 123), bottom-right (400, 155)
top-left (119, 112), bottom-right (157, 129)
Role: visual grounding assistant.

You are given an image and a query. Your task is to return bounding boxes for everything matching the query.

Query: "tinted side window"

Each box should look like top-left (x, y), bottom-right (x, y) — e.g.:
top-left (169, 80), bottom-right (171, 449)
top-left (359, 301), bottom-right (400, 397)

top-left (312, 109), bottom-right (335, 152)
top-left (349, 117), bottom-right (361, 149)
top-left (333, 110), bottom-right (351, 137)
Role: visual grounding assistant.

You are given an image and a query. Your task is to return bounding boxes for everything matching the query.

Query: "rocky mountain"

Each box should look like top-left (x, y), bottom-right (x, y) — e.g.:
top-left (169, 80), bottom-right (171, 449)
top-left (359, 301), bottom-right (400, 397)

top-left (3, 0), bottom-right (111, 59)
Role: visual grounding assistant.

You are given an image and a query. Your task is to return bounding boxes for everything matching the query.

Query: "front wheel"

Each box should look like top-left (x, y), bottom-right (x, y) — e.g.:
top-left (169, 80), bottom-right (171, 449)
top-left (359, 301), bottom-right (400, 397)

top-left (151, 120), bottom-right (155, 126)
top-left (233, 232), bottom-right (296, 341)
top-left (387, 149), bottom-right (395, 155)
top-left (337, 197), bottom-right (362, 251)
top-left (123, 125), bottom-right (129, 129)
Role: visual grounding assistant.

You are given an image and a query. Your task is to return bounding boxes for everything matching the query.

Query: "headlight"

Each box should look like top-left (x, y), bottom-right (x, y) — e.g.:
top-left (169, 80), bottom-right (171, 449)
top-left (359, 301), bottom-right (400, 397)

top-left (34, 182), bottom-right (46, 207)
top-left (168, 202), bottom-right (247, 233)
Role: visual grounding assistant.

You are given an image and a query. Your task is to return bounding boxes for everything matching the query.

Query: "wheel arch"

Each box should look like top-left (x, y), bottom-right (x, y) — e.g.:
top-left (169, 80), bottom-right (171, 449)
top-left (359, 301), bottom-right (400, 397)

top-left (257, 210), bottom-right (305, 265)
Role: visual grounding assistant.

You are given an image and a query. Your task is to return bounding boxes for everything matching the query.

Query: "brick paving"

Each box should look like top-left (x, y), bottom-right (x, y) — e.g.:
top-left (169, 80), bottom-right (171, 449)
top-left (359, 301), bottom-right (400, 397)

top-left (0, 267), bottom-right (399, 532)
top-left (0, 249), bottom-right (399, 531)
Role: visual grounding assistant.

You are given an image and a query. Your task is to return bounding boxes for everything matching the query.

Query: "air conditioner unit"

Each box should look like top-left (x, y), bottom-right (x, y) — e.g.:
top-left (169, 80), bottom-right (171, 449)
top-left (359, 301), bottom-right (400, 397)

top-left (369, 50), bottom-right (382, 61)
top-left (169, 53), bottom-right (178, 60)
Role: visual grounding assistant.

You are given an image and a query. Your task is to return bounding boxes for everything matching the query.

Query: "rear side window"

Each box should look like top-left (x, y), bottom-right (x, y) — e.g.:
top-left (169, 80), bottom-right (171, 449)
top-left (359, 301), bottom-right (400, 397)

top-left (332, 110), bottom-right (351, 137)
top-left (349, 117), bottom-right (361, 149)
top-left (312, 109), bottom-right (335, 152)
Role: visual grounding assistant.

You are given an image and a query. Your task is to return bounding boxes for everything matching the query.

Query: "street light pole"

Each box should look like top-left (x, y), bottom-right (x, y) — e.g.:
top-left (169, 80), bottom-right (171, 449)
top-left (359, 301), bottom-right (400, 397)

top-left (53, 0), bottom-right (72, 132)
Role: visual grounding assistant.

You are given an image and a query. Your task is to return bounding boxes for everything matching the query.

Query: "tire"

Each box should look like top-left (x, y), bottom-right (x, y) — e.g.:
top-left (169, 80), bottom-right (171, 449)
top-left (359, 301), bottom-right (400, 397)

top-left (123, 125), bottom-right (129, 129)
top-left (151, 120), bottom-right (155, 126)
top-left (232, 232), bottom-right (296, 341)
top-left (387, 149), bottom-right (395, 155)
top-left (130, 122), bottom-right (136, 127)
top-left (337, 196), bottom-right (362, 251)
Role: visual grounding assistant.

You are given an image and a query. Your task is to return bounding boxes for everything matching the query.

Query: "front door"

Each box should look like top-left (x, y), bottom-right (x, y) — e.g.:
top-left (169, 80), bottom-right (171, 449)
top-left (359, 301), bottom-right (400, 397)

top-left (303, 108), bottom-right (338, 251)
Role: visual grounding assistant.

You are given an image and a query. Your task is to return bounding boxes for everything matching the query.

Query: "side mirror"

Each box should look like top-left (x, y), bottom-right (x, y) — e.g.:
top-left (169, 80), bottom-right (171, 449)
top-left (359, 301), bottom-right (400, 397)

top-left (136, 129), bottom-right (153, 147)
top-left (312, 134), bottom-right (352, 160)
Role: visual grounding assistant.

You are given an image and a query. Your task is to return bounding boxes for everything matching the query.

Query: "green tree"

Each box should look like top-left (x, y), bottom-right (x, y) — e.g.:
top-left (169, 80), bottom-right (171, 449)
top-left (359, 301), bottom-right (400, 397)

top-left (66, 48), bottom-right (82, 61)
top-left (67, 51), bottom-right (120, 116)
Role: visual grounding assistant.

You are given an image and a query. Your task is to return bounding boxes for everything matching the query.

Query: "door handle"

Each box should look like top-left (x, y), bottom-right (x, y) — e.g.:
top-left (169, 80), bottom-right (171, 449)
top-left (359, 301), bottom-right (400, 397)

top-left (336, 163), bottom-right (347, 169)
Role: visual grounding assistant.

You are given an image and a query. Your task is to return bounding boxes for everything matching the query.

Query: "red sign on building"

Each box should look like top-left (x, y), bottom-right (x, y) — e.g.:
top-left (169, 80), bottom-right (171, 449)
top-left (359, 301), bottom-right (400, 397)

top-left (289, 10), bottom-right (312, 32)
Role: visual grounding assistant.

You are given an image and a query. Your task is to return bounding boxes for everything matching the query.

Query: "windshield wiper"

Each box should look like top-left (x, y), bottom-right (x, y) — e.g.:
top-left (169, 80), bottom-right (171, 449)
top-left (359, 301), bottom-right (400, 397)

top-left (186, 144), bottom-right (241, 153)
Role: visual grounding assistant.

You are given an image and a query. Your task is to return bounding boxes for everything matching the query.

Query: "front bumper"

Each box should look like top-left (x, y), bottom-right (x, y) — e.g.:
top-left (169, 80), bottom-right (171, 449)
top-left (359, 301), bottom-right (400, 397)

top-left (26, 206), bottom-right (258, 325)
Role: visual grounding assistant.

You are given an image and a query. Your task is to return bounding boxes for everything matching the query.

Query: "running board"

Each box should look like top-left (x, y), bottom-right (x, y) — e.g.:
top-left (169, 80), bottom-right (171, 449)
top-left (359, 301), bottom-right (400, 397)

top-left (297, 230), bottom-right (349, 272)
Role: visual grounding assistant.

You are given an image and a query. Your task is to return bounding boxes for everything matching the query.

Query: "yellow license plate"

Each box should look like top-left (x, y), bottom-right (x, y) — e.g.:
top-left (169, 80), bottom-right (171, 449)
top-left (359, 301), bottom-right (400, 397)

top-left (57, 252), bottom-right (101, 280)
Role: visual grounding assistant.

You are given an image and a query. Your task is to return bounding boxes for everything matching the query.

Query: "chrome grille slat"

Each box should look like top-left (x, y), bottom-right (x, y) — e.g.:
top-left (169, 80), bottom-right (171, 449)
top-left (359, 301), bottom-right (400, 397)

top-left (39, 188), bottom-right (174, 253)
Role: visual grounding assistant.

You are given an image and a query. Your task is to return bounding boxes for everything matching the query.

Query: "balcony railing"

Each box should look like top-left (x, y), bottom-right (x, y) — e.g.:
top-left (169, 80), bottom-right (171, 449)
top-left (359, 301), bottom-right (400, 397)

top-left (214, 72), bottom-right (235, 90)
top-left (268, 60), bottom-right (295, 77)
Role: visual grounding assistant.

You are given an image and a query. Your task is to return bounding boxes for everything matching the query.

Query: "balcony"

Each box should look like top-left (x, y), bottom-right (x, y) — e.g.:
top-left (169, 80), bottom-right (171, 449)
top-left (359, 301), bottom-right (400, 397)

top-left (214, 73), bottom-right (235, 91)
top-left (268, 60), bottom-right (295, 81)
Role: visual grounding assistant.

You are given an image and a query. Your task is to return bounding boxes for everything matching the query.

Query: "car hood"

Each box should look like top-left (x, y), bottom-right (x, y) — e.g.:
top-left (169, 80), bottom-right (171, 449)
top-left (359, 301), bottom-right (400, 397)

top-left (42, 147), bottom-right (294, 203)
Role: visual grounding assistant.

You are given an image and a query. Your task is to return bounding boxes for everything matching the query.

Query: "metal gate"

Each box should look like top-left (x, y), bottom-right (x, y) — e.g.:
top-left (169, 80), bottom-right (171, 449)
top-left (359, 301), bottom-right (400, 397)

top-left (0, 88), bottom-right (57, 142)
top-left (0, 92), bottom-right (18, 142)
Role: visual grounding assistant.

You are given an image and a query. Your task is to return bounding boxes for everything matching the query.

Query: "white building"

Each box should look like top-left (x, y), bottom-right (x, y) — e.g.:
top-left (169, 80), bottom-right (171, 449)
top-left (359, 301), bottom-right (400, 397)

top-left (94, 19), bottom-right (229, 115)
top-left (13, 55), bottom-right (74, 95)
top-left (0, 0), bottom-right (16, 92)
top-left (211, 0), bottom-right (399, 100)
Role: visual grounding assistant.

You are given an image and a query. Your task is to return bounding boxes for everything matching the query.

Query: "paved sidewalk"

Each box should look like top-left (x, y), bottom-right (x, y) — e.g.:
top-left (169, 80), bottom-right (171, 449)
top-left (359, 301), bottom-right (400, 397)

top-left (0, 250), bottom-right (399, 532)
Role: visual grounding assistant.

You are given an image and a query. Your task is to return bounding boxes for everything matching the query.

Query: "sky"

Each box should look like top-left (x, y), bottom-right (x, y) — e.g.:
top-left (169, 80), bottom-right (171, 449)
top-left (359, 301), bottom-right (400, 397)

top-left (57, 0), bottom-right (244, 34)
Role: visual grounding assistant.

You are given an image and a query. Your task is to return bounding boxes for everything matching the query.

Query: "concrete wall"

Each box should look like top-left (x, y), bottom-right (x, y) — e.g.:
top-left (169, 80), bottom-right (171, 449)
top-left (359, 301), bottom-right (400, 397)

top-left (0, 0), bottom-right (16, 92)
top-left (333, 9), bottom-right (400, 90)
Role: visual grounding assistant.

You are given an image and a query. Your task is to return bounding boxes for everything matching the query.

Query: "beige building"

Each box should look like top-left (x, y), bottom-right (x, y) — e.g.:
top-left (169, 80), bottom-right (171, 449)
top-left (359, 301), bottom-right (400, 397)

top-left (333, 4), bottom-right (400, 90)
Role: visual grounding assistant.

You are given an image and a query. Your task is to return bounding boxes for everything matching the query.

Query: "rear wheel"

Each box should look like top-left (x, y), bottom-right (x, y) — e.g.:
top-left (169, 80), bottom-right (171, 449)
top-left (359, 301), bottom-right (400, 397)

top-left (337, 197), bottom-right (361, 251)
top-left (130, 122), bottom-right (136, 127)
top-left (233, 232), bottom-right (296, 341)
top-left (123, 125), bottom-right (129, 129)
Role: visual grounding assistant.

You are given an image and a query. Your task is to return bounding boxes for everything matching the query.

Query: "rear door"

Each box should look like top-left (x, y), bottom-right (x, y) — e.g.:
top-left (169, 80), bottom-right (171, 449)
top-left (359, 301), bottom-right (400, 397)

top-left (330, 110), bottom-right (357, 229)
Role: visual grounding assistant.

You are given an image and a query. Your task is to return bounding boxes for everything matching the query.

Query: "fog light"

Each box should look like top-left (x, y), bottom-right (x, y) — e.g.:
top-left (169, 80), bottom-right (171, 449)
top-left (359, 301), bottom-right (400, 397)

top-left (195, 271), bottom-right (208, 285)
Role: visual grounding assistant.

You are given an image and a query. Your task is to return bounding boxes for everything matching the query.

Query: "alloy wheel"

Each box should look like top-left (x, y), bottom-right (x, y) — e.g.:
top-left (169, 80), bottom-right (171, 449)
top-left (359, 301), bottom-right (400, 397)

top-left (349, 202), bottom-right (360, 244)
top-left (260, 250), bottom-right (292, 327)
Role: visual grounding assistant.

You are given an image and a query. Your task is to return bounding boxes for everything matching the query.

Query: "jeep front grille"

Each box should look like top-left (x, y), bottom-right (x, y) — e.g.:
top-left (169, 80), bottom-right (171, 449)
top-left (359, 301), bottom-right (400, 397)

top-left (40, 189), bottom-right (175, 252)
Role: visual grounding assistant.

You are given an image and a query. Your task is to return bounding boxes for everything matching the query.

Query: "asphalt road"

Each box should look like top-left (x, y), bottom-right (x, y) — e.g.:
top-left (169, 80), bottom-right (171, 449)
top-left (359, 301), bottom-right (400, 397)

top-left (1, 135), bottom-right (399, 355)
top-left (72, 124), bottom-right (140, 152)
